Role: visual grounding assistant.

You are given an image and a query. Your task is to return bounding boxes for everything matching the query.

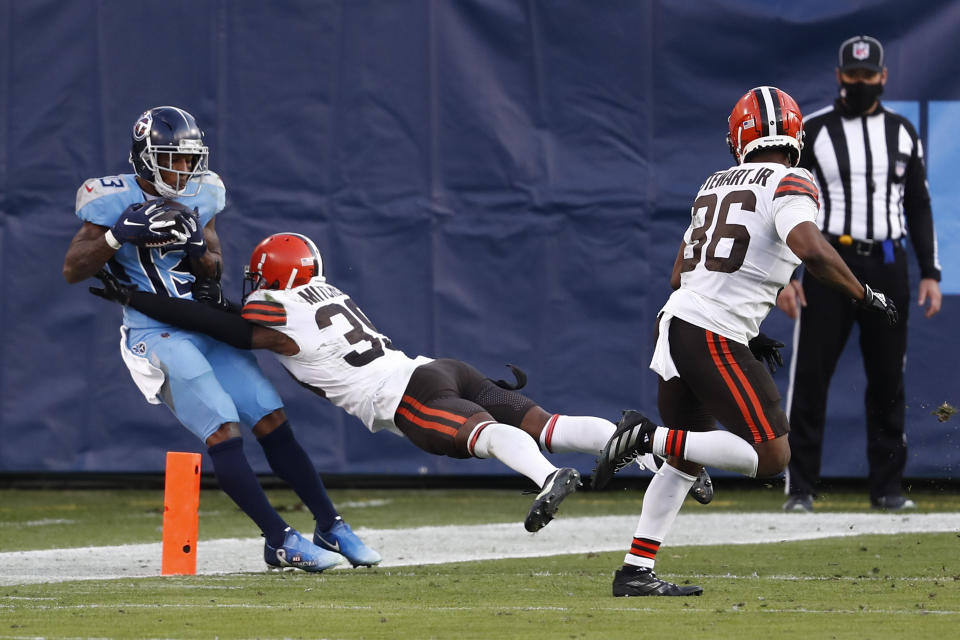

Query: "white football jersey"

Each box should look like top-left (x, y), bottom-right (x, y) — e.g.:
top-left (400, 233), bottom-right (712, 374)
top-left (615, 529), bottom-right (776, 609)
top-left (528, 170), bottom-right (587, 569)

top-left (660, 162), bottom-right (819, 344)
top-left (242, 278), bottom-right (431, 433)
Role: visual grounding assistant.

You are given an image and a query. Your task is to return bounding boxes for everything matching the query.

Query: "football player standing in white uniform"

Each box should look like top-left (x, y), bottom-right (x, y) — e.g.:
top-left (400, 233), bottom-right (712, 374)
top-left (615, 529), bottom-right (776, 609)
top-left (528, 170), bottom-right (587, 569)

top-left (91, 232), bottom-right (625, 533)
top-left (592, 87), bottom-right (899, 596)
top-left (64, 107), bottom-right (379, 572)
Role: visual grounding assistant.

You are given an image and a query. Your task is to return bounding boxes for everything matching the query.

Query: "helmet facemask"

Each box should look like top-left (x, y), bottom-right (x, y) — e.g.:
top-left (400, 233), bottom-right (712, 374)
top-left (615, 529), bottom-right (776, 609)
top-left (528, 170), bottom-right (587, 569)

top-left (137, 140), bottom-right (209, 198)
top-left (241, 263), bottom-right (266, 301)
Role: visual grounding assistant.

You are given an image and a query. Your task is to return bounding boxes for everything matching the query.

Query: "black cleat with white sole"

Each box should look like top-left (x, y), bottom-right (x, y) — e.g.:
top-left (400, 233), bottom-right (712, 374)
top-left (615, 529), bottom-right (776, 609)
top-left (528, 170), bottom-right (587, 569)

top-left (524, 467), bottom-right (581, 532)
top-left (612, 566), bottom-right (703, 597)
top-left (592, 410), bottom-right (657, 490)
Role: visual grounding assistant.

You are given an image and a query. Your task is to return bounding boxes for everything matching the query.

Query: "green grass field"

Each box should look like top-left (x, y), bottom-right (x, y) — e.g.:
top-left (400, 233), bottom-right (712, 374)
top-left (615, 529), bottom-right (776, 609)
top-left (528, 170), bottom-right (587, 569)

top-left (2, 484), bottom-right (958, 639)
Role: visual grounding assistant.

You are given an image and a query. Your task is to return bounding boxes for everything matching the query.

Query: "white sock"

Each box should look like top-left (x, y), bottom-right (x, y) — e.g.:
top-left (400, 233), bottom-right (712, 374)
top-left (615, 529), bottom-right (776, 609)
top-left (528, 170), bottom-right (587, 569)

top-left (623, 462), bottom-right (695, 569)
top-left (472, 422), bottom-right (557, 487)
top-left (539, 414), bottom-right (615, 454)
top-left (651, 427), bottom-right (758, 477)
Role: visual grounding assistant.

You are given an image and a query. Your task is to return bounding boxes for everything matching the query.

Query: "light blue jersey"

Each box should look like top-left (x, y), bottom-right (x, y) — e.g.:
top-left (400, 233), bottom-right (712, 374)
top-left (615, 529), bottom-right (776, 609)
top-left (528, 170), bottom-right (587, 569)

top-left (75, 171), bottom-right (282, 439)
top-left (75, 172), bottom-right (226, 329)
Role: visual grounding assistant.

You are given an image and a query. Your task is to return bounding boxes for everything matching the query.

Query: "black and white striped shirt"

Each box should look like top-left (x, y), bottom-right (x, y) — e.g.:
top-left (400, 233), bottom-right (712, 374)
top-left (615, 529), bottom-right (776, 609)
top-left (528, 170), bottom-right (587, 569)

top-left (800, 99), bottom-right (941, 280)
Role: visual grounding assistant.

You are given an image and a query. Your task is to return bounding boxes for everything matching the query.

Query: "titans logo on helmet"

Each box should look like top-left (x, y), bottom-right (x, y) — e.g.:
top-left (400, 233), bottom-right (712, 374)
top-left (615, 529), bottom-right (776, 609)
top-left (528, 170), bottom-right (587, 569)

top-left (133, 112), bottom-right (152, 141)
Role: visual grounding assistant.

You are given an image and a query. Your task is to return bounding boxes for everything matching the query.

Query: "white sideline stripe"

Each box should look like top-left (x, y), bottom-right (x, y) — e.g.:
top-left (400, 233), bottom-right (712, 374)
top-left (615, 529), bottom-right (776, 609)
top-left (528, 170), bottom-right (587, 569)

top-left (1, 603), bottom-right (957, 617)
top-left (0, 512), bottom-right (958, 586)
top-left (0, 519), bottom-right (75, 528)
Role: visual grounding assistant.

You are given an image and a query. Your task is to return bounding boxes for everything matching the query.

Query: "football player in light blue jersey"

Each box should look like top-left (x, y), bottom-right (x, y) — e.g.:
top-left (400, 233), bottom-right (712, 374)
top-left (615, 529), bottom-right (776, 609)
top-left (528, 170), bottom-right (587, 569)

top-left (63, 106), bottom-right (379, 572)
top-left (72, 168), bottom-right (224, 324)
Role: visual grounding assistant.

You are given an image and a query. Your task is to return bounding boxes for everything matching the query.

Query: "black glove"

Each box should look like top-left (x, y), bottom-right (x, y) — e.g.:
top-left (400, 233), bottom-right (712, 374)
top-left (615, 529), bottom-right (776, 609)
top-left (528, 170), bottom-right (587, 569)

top-left (191, 262), bottom-right (233, 311)
top-left (859, 283), bottom-right (898, 326)
top-left (748, 333), bottom-right (784, 374)
top-left (88, 269), bottom-right (134, 305)
top-left (192, 278), bottom-right (232, 311)
top-left (106, 200), bottom-right (191, 248)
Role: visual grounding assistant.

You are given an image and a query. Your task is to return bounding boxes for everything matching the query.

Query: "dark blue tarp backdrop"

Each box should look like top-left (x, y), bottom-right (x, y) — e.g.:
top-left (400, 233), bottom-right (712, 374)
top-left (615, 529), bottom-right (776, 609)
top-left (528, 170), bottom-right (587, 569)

top-left (1, 0), bottom-right (957, 478)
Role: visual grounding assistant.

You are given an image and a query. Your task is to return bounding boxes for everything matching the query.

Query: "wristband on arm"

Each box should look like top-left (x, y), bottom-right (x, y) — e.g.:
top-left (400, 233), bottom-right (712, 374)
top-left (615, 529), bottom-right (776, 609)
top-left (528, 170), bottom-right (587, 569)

top-left (103, 230), bottom-right (122, 250)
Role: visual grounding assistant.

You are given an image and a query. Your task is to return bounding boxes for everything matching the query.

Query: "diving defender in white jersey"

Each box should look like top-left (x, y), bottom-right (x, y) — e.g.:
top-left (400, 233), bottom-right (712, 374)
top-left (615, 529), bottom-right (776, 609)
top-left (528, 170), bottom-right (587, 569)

top-left (63, 106), bottom-right (379, 572)
top-left (91, 232), bottom-right (625, 533)
top-left (592, 87), bottom-right (899, 596)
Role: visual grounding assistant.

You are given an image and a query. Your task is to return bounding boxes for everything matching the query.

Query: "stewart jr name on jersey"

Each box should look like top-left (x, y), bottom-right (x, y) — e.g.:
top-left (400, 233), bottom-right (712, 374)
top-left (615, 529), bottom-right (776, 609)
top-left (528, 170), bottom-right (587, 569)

top-left (242, 278), bottom-right (432, 433)
top-left (74, 172), bottom-right (226, 329)
top-left (661, 162), bottom-right (820, 344)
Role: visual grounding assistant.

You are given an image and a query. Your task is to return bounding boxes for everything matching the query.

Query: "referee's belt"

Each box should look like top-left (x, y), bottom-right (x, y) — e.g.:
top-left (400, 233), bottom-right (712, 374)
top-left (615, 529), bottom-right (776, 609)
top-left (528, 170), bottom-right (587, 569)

top-left (825, 233), bottom-right (903, 257)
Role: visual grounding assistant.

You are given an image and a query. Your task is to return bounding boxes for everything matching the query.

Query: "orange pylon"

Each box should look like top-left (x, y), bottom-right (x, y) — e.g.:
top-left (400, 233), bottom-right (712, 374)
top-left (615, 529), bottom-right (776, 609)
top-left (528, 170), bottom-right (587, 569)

top-left (161, 451), bottom-right (201, 575)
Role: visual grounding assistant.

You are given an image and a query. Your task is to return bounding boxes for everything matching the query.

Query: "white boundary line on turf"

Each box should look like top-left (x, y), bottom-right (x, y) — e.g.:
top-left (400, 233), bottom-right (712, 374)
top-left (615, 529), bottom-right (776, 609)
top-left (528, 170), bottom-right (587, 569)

top-left (1, 512), bottom-right (958, 586)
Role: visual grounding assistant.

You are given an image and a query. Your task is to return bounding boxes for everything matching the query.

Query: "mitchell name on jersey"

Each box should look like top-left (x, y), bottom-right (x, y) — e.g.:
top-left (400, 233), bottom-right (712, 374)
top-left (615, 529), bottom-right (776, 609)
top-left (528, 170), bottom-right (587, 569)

top-left (242, 278), bottom-right (431, 434)
top-left (661, 162), bottom-right (819, 344)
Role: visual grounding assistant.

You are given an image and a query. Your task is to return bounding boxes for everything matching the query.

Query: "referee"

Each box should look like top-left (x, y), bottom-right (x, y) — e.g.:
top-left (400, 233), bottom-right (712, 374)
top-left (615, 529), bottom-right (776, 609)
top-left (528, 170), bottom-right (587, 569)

top-left (777, 35), bottom-right (942, 512)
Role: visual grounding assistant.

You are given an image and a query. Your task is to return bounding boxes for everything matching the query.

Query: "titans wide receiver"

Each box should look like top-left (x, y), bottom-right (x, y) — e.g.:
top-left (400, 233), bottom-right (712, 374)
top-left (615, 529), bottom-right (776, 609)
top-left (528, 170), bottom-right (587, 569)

top-left (63, 106), bottom-right (379, 572)
top-left (91, 232), bottom-right (628, 533)
top-left (592, 87), bottom-right (899, 596)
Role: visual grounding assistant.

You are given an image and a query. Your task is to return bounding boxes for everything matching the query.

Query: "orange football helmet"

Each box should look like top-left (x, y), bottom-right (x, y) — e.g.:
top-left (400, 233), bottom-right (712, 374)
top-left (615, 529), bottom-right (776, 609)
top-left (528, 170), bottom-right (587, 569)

top-left (243, 233), bottom-right (323, 294)
top-left (727, 86), bottom-right (804, 166)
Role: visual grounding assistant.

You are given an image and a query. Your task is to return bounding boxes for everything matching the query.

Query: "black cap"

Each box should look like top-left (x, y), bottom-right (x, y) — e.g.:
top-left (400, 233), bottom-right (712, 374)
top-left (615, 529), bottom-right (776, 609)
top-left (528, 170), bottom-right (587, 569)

top-left (838, 35), bottom-right (884, 73)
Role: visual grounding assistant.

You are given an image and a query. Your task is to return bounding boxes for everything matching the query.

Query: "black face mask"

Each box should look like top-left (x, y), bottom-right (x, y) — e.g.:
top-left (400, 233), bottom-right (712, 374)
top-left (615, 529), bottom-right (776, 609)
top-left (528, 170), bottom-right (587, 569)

top-left (840, 81), bottom-right (883, 115)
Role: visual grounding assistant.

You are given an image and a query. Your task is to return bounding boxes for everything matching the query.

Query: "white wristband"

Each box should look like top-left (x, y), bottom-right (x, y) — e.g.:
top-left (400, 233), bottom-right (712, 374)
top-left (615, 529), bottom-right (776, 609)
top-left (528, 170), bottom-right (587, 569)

top-left (103, 229), bottom-right (122, 251)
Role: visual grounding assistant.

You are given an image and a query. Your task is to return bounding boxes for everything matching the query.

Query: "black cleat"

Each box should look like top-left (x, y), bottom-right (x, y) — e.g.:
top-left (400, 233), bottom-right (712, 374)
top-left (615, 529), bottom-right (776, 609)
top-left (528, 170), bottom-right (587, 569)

top-left (642, 455), bottom-right (714, 505)
top-left (592, 410), bottom-right (657, 490)
top-left (612, 566), bottom-right (703, 597)
top-left (524, 467), bottom-right (581, 532)
top-left (690, 468), bottom-right (714, 505)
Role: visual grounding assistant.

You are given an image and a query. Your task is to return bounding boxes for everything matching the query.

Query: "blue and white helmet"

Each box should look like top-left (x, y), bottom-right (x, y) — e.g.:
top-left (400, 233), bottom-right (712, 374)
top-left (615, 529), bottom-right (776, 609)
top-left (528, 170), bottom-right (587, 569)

top-left (129, 106), bottom-right (209, 198)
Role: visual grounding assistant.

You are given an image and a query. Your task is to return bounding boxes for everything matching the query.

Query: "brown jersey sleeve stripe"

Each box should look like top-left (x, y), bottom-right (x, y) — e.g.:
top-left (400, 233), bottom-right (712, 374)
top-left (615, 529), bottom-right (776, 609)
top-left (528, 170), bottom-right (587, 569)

top-left (241, 308), bottom-right (286, 318)
top-left (778, 174), bottom-right (817, 189)
top-left (241, 313), bottom-right (287, 327)
top-left (776, 179), bottom-right (817, 194)
top-left (775, 184), bottom-right (818, 196)
top-left (244, 300), bottom-right (285, 309)
top-left (775, 184), bottom-right (817, 197)
top-left (242, 302), bottom-right (285, 312)
top-left (775, 175), bottom-right (820, 205)
top-left (241, 302), bottom-right (287, 327)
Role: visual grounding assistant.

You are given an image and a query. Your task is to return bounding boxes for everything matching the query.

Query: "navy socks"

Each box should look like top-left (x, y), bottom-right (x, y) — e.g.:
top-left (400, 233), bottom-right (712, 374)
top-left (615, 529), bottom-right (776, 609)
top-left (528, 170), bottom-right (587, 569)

top-left (258, 421), bottom-right (338, 531)
top-left (207, 437), bottom-right (287, 547)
